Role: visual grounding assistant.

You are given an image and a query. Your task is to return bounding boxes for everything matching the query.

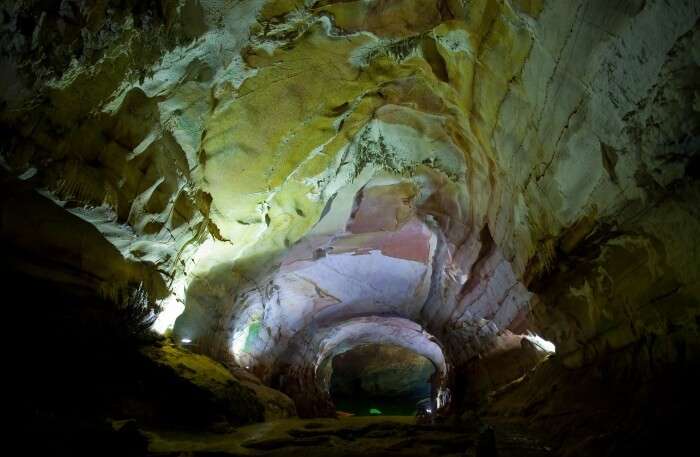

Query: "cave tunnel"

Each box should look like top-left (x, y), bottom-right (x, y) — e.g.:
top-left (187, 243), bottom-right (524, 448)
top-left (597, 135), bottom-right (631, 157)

top-left (329, 343), bottom-right (436, 416)
top-left (5, 1), bottom-right (700, 456)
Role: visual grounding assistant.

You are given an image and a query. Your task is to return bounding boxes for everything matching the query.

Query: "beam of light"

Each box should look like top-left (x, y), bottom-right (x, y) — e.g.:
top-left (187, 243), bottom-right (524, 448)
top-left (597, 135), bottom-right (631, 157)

top-left (231, 325), bottom-right (251, 360)
top-left (524, 332), bottom-right (557, 353)
top-left (151, 277), bottom-right (186, 334)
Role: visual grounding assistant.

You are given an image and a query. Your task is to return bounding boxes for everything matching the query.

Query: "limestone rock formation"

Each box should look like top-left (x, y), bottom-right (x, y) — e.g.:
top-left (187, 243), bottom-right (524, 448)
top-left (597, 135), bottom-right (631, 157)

top-left (142, 342), bottom-right (297, 422)
top-left (3, 1), bottom-right (699, 455)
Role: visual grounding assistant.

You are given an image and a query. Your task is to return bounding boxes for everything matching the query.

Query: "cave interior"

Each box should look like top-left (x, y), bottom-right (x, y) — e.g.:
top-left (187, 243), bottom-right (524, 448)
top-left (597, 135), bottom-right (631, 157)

top-left (4, 1), bottom-right (700, 456)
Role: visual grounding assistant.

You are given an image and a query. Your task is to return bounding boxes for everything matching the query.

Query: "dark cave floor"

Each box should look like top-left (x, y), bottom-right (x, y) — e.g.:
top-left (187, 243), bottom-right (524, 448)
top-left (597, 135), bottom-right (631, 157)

top-left (144, 415), bottom-right (553, 457)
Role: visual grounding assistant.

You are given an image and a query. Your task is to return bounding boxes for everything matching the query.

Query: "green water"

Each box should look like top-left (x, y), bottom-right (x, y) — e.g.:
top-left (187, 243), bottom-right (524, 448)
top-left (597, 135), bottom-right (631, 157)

top-left (333, 395), bottom-right (423, 416)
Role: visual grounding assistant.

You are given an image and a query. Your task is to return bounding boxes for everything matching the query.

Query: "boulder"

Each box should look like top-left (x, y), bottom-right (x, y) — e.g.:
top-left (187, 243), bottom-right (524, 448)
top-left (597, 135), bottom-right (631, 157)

top-left (139, 342), bottom-right (296, 426)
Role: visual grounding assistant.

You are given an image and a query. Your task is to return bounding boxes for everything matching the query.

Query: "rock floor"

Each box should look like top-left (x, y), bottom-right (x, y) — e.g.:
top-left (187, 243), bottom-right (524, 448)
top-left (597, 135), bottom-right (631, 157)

top-left (145, 416), bottom-right (553, 457)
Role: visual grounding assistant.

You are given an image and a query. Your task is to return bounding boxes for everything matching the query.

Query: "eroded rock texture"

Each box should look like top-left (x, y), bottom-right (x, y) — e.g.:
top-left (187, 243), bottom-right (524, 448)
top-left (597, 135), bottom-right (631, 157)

top-left (3, 0), bottom-right (699, 455)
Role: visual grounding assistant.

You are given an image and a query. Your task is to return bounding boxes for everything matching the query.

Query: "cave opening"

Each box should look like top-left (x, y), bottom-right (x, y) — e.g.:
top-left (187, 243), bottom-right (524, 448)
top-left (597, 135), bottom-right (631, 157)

top-left (329, 343), bottom-right (436, 416)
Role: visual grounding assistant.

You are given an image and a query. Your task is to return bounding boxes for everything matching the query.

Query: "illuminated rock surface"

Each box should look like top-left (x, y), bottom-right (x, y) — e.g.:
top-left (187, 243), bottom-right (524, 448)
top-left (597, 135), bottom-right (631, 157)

top-left (2, 0), bottom-right (699, 456)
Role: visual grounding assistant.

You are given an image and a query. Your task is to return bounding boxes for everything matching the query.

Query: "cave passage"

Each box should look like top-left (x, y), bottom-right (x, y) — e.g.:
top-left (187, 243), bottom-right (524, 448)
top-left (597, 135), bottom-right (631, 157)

top-left (5, 1), bottom-right (699, 455)
top-left (329, 343), bottom-right (435, 416)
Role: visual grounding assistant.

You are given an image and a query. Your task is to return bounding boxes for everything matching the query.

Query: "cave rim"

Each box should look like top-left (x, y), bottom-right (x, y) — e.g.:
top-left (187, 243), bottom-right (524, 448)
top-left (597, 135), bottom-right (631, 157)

top-left (268, 315), bottom-right (454, 418)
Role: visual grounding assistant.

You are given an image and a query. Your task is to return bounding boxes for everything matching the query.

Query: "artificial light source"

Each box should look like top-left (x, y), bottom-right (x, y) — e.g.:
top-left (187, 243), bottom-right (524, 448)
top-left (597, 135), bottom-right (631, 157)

top-left (181, 338), bottom-right (192, 344)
